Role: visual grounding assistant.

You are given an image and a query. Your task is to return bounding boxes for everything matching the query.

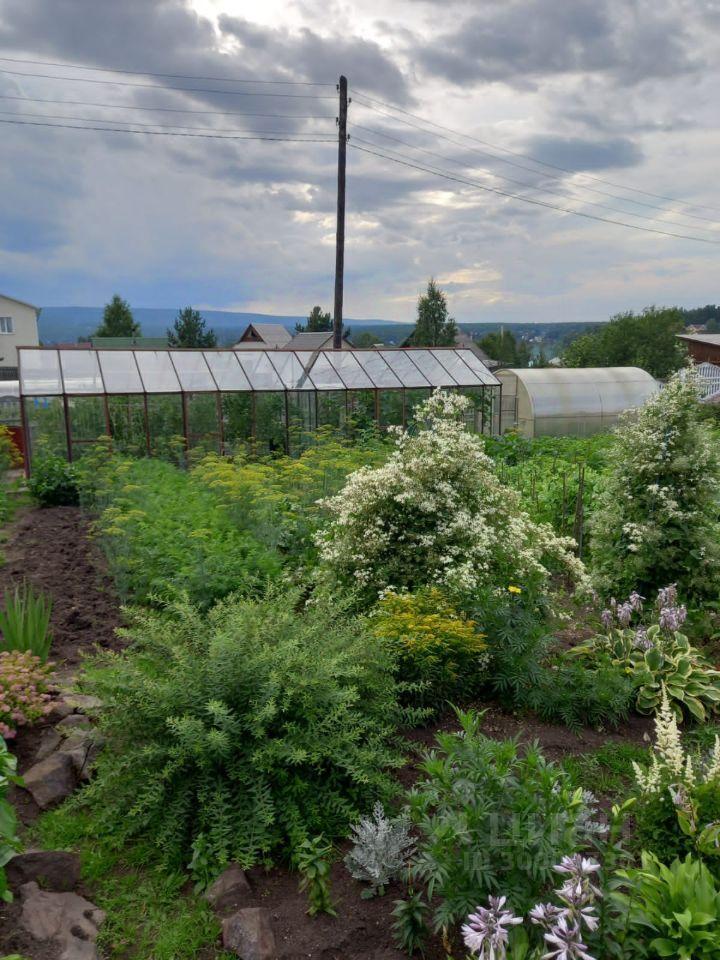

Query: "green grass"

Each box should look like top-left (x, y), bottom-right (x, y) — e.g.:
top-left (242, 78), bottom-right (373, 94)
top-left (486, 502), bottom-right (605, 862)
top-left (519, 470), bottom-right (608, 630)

top-left (35, 807), bottom-right (233, 960)
top-left (562, 741), bottom-right (649, 801)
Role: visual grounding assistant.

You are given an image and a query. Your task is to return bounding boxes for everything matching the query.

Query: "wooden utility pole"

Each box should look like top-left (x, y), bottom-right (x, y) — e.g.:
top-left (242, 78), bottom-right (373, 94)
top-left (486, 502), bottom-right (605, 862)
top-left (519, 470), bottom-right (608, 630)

top-left (333, 75), bottom-right (348, 350)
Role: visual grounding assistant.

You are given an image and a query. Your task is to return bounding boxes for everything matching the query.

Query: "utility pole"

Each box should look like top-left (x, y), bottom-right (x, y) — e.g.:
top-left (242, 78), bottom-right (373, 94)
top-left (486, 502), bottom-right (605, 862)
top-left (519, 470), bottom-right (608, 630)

top-left (333, 75), bottom-right (348, 350)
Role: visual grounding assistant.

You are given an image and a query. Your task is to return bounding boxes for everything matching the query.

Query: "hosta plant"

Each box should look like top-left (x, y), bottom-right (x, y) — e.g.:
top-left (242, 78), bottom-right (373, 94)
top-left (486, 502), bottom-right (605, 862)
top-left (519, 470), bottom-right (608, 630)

top-left (1, 738), bottom-right (23, 902)
top-left (344, 802), bottom-right (415, 898)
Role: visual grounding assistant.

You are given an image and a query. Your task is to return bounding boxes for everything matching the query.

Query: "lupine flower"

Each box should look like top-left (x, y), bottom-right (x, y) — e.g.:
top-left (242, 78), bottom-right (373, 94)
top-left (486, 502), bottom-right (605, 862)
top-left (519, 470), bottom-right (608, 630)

top-left (462, 896), bottom-right (523, 959)
top-left (542, 915), bottom-right (595, 960)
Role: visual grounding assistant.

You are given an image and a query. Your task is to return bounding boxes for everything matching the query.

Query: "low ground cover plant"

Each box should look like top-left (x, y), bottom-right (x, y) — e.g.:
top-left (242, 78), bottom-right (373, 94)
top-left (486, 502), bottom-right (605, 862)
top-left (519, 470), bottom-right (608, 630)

top-left (75, 588), bottom-right (406, 872)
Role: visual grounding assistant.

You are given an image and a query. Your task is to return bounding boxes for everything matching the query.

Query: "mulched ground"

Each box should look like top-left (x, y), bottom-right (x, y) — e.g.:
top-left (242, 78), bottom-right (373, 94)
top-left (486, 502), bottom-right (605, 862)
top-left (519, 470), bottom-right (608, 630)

top-left (1, 505), bottom-right (650, 960)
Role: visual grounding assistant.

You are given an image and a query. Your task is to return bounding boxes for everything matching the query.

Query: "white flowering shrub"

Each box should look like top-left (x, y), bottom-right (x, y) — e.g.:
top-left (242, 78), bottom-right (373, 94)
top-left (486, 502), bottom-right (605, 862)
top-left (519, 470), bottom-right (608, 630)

top-left (316, 391), bottom-right (586, 602)
top-left (590, 369), bottom-right (720, 601)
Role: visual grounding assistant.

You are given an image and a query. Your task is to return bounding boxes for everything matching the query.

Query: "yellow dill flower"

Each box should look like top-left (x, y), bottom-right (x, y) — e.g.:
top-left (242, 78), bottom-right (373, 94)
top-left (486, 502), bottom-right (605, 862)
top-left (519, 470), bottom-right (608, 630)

top-left (508, 585), bottom-right (522, 594)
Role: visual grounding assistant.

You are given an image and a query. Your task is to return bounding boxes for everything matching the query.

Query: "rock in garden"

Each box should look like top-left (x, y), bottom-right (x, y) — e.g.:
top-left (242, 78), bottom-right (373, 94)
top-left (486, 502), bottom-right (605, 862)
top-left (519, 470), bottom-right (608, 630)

top-left (22, 751), bottom-right (77, 809)
top-left (58, 732), bottom-right (104, 782)
top-left (35, 726), bottom-right (63, 762)
top-left (19, 881), bottom-right (105, 960)
top-left (222, 906), bottom-right (277, 960)
top-left (57, 713), bottom-right (92, 733)
top-left (63, 693), bottom-right (103, 713)
top-left (6, 849), bottom-right (81, 892)
top-left (46, 699), bottom-right (75, 722)
top-left (204, 864), bottom-right (253, 915)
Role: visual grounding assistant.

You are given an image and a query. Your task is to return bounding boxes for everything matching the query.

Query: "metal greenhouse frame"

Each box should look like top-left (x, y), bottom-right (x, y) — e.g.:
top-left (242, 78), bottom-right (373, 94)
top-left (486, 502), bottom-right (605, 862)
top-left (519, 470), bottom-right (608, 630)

top-left (17, 346), bottom-right (501, 469)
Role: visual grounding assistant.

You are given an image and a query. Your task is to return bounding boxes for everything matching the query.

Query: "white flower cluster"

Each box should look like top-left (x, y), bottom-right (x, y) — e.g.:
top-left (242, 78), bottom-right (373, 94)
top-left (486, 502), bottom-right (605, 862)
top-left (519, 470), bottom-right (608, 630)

top-left (316, 391), bottom-right (588, 600)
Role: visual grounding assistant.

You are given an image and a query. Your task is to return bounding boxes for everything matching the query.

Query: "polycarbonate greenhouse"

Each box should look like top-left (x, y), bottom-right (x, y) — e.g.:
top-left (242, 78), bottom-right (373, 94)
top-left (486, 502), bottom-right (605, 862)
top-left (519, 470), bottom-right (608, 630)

top-left (496, 366), bottom-right (658, 438)
top-left (17, 346), bottom-right (501, 467)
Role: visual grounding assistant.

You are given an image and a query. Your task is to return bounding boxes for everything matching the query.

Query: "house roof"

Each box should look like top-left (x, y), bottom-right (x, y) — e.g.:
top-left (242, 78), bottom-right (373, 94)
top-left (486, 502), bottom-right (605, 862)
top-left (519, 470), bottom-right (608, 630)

top-left (0, 293), bottom-right (40, 314)
top-left (286, 331), bottom-right (352, 350)
top-left (677, 333), bottom-right (720, 347)
top-left (235, 322), bottom-right (292, 348)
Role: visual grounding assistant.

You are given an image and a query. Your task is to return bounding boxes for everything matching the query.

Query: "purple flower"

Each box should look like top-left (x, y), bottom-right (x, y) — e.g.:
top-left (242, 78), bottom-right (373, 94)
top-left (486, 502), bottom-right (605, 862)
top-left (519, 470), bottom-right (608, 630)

top-left (657, 584), bottom-right (678, 610)
top-left (616, 602), bottom-right (634, 628)
top-left (529, 903), bottom-right (566, 929)
top-left (542, 915), bottom-right (595, 960)
top-left (659, 604), bottom-right (687, 632)
top-left (633, 627), bottom-right (654, 651)
top-left (462, 896), bottom-right (523, 959)
top-left (628, 591), bottom-right (644, 612)
top-left (600, 609), bottom-right (615, 631)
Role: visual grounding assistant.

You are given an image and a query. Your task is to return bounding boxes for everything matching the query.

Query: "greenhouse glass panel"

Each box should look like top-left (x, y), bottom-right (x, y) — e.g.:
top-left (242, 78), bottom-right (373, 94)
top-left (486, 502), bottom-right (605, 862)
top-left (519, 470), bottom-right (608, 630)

top-left (186, 393), bottom-right (221, 454)
top-left (236, 352), bottom-right (284, 391)
top-left (378, 351), bottom-right (430, 388)
top-left (135, 352), bottom-right (182, 393)
top-left (287, 391), bottom-right (316, 453)
top-left (432, 350), bottom-right (482, 386)
top-left (379, 389), bottom-right (404, 427)
top-left (67, 396), bottom-right (107, 457)
top-left (457, 387), bottom-right (488, 432)
top-left (25, 397), bottom-right (67, 456)
top-left (221, 393), bottom-right (253, 455)
top-left (409, 350), bottom-right (457, 386)
top-left (254, 392), bottom-right (286, 453)
top-left (204, 352), bottom-right (251, 391)
top-left (317, 390), bottom-right (346, 429)
top-left (268, 351), bottom-right (315, 390)
top-left (298, 352), bottom-right (345, 390)
top-left (59, 351), bottom-right (104, 394)
top-left (346, 390), bottom-right (376, 432)
top-left (171, 351), bottom-right (216, 392)
top-left (19, 349), bottom-right (62, 396)
top-left (108, 396), bottom-right (148, 457)
top-left (455, 349), bottom-right (500, 386)
top-left (147, 394), bottom-right (184, 459)
top-left (353, 351), bottom-right (402, 388)
top-left (325, 351), bottom-right (374, 389)
top-left (98, 351), bottom-right (144, 393)
top-left (404, 387), bottom-right (432, 421)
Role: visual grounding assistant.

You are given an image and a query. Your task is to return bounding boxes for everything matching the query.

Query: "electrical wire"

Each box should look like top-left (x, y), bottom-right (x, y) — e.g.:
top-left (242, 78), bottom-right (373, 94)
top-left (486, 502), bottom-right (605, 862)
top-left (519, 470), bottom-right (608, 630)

top-left (0, 93), bottom-right (335, 120)
top-left (0, 116), bottom-right (335, 142)
top-left (351, 92), bottom-right (720, 222)
top-left (0, 67), bottom-right (337, 98)
top-left (0, 55), bottom-right (334, 86)
top-left (348, 141), bottom-right (720, 244)
top-left (0, 109), bottom-right (331, 134)
top-left (349, 126), bottom-right (718, 233)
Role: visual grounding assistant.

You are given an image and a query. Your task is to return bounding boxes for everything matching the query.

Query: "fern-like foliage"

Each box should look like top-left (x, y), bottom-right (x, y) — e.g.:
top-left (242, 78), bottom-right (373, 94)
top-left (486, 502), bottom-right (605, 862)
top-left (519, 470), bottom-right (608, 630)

top-left (75, 588), bottom-right (404, 871)
top-left (344, 802), bottom-right (416, 897)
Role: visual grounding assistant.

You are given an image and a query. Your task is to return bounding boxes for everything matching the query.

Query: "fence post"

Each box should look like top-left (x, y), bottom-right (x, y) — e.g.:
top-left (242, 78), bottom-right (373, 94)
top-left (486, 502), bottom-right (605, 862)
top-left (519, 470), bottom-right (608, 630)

top-left (573, 463), bottom-right (585, 558)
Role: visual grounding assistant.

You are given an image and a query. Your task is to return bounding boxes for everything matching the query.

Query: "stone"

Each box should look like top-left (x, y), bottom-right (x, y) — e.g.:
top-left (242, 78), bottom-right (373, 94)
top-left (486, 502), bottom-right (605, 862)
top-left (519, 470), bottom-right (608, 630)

top-left (57, 714), bottom-right (92, 734)
top-left (46, 699), bottom-right (74, 722)
top-left (19, 881), bottom-right (105, 960)
top-left (6, 849), bottom-right (81, 892)
top-left (58, 731), bottom-right (105, 781)
top-left (22, 751), bottom-right (77, 809)
top-left (35, 727), bottom-right (63, 762)
top-left (63, 694), bottom-right (103, 713)
top-left (222, 907), bottom-right (277, 960)
top-left (204, 864), bottom-right (253, 915)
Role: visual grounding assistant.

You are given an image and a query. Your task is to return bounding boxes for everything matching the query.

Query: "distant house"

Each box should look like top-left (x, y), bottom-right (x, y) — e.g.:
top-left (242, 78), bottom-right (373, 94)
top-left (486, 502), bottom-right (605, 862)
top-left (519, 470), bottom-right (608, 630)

top-left (677, 332), bottom-right (720, 365)
top-left (233, 322), bottom-right (292, 349)
top-left (0, 293), bottom-right (40, 380)
top-left (286, 331), bottom-right (353, 351)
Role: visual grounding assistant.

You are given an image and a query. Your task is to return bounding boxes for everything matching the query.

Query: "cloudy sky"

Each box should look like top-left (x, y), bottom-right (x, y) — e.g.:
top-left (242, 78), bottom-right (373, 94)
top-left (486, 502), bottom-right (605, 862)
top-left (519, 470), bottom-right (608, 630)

top-left (0, 0), bottom-right (718, 324)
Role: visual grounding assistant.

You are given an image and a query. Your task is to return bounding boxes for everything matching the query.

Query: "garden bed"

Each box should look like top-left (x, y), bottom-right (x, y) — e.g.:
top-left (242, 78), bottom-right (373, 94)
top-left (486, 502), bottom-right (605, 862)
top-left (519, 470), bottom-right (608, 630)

top-left (1, 505), bottom-right (658, 960)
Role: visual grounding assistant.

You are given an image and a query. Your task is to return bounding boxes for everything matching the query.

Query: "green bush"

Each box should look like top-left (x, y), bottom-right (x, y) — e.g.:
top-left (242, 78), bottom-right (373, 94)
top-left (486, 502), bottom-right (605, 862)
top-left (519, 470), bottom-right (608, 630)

top-left (76, 589), bottom-right (405, 871)
top-left (1, 738), bottom-right (22, 902)
top-left (407, 710), bottom-right (592, 926)
top-left (90, 459), bottom-right (281, 607)
top-left (612, 853), bottom-right (720, 959)
top-left (28, 454), bottom-right (79, 506)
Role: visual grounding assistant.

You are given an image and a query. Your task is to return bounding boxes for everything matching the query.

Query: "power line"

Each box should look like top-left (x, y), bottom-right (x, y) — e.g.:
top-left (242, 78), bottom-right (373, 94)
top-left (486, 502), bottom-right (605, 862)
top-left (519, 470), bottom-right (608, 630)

top-left (0, 67), bottom-right (336, 98)
top-left (349, 126), bottom-right (719, 233)
top-left (0, 93), bottom-right (335, 120)
top-left (0, 116), bottom-right (335, 142)
top-left (0, 109), bottom-right (330, 135)
top-left (348, 141), bottom-right (720, 245)
top-left (0, 55), bottom-right (334, 86)
top-left (351, 91), bottom-right (720, 221)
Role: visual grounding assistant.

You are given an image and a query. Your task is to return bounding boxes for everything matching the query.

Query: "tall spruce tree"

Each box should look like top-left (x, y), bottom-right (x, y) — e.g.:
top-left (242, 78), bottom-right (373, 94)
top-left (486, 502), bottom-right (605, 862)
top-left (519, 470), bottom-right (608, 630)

top-left (295, 305), bottom-right (332, 333)
top-left (94, 294), bottom-right (139, 338)
top-left (167, 307), bottom-right (217, 347)
top-left (410, 280), bottom-right (457, 347)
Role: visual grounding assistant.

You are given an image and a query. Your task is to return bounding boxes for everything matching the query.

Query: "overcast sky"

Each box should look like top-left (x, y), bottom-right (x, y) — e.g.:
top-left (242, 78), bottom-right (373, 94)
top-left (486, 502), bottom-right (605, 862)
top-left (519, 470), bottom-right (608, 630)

top-left (0, 0), bottom-right (718, 324)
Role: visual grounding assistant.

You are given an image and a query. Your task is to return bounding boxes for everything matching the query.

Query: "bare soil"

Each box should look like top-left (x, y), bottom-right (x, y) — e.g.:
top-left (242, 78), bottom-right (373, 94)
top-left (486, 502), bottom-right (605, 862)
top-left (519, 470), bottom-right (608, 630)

top-left (1, 506), bottom-right (650, 960)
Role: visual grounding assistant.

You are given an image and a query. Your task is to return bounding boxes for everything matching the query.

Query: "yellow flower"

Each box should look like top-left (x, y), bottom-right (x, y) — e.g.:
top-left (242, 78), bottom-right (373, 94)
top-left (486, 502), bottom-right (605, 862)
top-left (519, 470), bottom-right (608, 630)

top-left (508, 585), bottom-right (522, 594)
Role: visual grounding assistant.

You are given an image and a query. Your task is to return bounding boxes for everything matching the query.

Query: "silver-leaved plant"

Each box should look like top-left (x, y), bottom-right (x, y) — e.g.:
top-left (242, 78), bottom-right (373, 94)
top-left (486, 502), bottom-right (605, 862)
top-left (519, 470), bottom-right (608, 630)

top-left (344, 802), bottom-right (416, 898)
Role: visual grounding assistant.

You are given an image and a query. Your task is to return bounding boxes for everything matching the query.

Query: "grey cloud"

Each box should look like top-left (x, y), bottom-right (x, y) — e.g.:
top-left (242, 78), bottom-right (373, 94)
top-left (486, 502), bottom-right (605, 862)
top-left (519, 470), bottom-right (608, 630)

top-left (415, 0), bottom-right (702, 88)
top-left (519, 135), bottom-right (643, 171)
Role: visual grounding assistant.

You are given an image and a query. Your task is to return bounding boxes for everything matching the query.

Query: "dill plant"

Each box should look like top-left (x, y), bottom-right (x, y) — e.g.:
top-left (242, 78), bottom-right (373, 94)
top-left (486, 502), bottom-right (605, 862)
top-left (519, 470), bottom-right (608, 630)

top-left (74, 588), bottom-right (405, 872)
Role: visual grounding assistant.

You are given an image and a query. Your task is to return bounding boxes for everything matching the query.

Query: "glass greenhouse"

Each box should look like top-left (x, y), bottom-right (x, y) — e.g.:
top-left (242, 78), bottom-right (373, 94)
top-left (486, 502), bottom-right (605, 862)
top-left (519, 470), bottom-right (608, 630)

top-left (17, 346), bottom-right (501, 467)
top-left (497, 366), bottom-right (658, 438)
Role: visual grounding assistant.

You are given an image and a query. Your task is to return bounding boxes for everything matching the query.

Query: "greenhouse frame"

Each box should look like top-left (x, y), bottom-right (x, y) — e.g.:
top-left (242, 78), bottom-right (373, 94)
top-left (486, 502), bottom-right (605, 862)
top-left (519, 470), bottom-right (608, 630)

top-left (17, 345), bottom-right (501, 468)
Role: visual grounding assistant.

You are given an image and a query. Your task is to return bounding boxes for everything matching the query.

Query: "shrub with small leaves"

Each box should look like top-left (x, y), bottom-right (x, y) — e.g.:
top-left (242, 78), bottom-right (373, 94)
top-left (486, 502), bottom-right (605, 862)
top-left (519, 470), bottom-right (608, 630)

top-left (344, 802), bottom-right (416, 898)
top-left (0, 650), bottom-right (52, 739)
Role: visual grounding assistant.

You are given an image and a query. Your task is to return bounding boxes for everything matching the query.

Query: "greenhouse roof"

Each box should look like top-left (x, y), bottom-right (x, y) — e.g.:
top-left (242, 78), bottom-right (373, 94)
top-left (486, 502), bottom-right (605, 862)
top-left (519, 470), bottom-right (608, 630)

top-left (17, 347), bottom-right (500, 396)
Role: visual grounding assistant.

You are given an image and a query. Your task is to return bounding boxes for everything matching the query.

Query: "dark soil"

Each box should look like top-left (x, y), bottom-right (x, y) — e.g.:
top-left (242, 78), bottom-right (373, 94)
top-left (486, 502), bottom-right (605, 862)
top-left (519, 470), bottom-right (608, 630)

top-left (0, 506), bottom-right (652, 960)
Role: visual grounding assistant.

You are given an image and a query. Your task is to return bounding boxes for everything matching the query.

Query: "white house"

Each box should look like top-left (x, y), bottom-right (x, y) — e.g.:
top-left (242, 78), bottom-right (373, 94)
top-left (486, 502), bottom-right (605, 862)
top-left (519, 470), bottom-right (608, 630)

top-left (0, 294), bottom-right (40, 379)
